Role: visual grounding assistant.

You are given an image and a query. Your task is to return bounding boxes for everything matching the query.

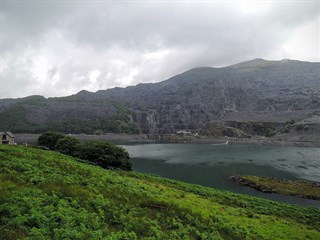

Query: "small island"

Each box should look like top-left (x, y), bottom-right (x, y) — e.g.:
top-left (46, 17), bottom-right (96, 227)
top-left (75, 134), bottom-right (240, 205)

top-left (229, 175), bottom-right (320, 200)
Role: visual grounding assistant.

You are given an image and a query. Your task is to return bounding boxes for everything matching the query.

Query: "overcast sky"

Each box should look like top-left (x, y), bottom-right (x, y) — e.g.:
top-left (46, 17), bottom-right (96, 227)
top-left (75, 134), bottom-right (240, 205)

top-left (0, 0), bottom-right (319, 98)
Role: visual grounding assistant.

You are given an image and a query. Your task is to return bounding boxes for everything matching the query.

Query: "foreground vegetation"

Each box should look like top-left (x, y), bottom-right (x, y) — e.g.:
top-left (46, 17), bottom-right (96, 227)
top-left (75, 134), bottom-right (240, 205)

top-left (230, 175), bottom-right (320, 200)
top-left (0, 145), bottom-right (319, 239)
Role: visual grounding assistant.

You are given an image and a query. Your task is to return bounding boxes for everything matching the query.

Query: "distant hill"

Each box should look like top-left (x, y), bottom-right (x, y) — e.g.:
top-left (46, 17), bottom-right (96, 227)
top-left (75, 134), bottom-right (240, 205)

top-left (1, 59), bottom-right (319, 136)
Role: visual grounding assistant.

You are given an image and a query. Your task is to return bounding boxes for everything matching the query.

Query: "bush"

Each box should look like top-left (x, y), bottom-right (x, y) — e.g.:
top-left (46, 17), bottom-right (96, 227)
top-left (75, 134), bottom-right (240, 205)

top-left (295, 124), bottom-right (308, 130)
top-left (55, 136), bottom-right (81, 156)
top-left (77, 141), bottom-right (132, 171)
top-left (38, 133), bottom-right (132, 171)
top-left (38, 132), bottom-right (65, 150)
top-left (281, 126), bottom-right (290, 133)
top-left (265, 128), bottom-right (276, 137)
top-left (285, 119), bottom-right (295, 125)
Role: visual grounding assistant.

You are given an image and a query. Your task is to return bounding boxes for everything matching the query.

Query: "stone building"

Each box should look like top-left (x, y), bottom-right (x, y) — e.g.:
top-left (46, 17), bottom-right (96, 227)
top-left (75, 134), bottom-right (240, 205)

top-left (0, 132), bottom-right (15, 144)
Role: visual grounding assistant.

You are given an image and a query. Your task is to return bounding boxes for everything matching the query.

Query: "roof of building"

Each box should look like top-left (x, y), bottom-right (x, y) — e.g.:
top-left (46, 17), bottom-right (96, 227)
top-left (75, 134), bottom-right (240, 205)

top-left (176, 130), bottom-right (192, 134)
top-left (0, 132), bottom-right (14, 137)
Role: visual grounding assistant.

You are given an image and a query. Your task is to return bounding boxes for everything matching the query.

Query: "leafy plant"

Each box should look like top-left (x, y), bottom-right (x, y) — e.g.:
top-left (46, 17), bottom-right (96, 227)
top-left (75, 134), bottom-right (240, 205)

top-left (38, 132), bottom-right (65, 150)
top-left (77, 141), bottom-right (132, 171)
top-left (55, 136), bottom-right (81, 156)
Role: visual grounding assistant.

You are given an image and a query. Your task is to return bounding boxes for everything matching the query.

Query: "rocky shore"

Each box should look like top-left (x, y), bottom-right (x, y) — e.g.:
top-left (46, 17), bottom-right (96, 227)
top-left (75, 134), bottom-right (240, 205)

top-left (228, 175), bottom-right (274, 194)
top-left (229, 175), bottom-right (320, 200)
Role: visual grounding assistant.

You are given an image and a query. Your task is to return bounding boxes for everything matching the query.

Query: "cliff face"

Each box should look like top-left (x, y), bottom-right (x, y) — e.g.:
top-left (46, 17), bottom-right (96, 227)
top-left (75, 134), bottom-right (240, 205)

top-left (95, 59), bottom-right (320, 134)
top-left (0, 59), bottom-right (319, 135)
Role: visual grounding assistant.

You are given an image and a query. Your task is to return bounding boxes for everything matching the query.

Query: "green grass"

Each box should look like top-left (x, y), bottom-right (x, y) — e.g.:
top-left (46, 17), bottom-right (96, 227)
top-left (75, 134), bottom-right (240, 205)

top-left (0, 145), bottom-right (319, 239)
top-left (240, 175), bottom-right (320, 200)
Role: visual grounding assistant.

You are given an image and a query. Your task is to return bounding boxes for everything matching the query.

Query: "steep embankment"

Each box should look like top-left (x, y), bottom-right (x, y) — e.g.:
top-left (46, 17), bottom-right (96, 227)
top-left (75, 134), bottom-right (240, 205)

top-left (0, 145), bottom-right (319, 239)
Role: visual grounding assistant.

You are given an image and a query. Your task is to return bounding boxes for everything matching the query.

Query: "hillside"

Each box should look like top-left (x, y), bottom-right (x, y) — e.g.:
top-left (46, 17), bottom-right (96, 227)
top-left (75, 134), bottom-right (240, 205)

top-left (0, 59), bottom-right (319, 137)
top-left (97, 59), bottom-right (320, 134)
top-left (0, 96), bottom-right (139, 134)
top-left (0, 145), bottom-right (320, 239)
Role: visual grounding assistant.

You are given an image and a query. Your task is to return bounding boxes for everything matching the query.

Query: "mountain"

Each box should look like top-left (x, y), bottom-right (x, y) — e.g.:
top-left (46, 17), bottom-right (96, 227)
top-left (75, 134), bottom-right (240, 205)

top-left (1, 59), bottom-right (319, 137)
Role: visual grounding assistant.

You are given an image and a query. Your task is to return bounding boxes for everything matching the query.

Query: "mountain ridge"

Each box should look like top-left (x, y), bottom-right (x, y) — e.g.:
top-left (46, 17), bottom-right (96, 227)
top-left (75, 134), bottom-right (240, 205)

top-left (1, 59), bottom-right (319, 138)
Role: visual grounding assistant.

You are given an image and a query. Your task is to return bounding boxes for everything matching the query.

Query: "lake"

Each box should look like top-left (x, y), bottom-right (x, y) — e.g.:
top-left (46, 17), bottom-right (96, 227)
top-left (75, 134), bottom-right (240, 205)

top-left (121, 143), bottom-right (320, 208)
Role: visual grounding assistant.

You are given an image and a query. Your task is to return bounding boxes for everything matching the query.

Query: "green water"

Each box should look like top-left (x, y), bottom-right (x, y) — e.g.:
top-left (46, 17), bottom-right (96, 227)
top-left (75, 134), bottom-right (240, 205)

top-left (122, 143), bottom-right (320, 207)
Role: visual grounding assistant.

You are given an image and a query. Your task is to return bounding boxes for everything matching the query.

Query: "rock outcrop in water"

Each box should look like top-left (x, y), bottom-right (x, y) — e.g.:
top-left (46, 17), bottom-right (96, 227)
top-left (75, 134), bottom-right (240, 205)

top-left (229, 175), bottom-right (274, 193)
top-left (229, 175), bottom-right (320, 200)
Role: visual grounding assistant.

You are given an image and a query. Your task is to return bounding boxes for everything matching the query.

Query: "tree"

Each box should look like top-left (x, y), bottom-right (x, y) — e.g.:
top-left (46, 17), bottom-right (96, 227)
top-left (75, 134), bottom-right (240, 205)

top-left (55, 136), bottom-right (81, 156)
top-left (38, 132), bottom-right (132, 171)
top-left (77, 141), bottom-right (132, 171)
top-left (38, 132), bottom-right (65, 150)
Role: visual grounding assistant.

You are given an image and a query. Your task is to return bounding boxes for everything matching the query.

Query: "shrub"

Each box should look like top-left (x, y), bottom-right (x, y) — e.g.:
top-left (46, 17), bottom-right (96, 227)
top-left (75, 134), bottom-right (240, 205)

top-left (296, 124), bottom-right (308, 130)
top-left (38, 132), bottom-right (132, 171)
top-left (93, 129), bottom-right (104, 135)
top-left (285, 119), bottom-right (295, 125)
top-left (38, 132), bottom-right (65, 150)
top-left (55, 136), bottom-right (81, 156)
top-left (265, 128), bottom-right (276, 137)
top-left (281, 126), bottom-right (290, 133)
top-left (77, 141), bottom-right (132, 171)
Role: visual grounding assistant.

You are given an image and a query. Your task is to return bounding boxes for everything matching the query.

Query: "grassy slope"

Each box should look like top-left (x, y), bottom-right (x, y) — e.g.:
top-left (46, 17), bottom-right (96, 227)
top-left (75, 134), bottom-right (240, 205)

top-left (0, 145), bottom-right (319, 240)
top-left (241, 176), bottom-right (320, 200)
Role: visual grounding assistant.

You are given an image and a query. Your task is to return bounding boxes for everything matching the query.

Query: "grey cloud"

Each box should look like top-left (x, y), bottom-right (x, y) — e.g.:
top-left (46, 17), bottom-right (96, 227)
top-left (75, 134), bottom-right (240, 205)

top-left (1, 1), bottom-right (319, 98)
top-left (268, 2), bottom-right (319, 25)
top-left (2, 1), bottom-right (78, 51)
top-left (66, 2), bottom-right (319, 50)
top-left (1, 52), bottom-right (37, 98)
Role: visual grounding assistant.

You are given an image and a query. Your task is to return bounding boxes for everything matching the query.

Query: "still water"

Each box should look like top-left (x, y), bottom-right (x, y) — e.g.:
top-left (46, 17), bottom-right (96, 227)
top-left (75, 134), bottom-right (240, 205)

top-left (121, 143), bottom-right (320, 207)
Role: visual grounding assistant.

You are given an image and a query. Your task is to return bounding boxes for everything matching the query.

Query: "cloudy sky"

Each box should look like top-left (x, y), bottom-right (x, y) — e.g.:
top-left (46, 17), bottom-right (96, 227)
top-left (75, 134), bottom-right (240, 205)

top-left (0, 0), bottom-right (319, 98)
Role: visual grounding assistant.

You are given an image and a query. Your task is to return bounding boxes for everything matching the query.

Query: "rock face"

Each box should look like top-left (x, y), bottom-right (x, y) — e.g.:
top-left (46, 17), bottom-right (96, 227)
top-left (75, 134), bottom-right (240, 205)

top-left (95, 58), bottom-right (320, 134)
top-left (0, 59), bottom-right (319, 135)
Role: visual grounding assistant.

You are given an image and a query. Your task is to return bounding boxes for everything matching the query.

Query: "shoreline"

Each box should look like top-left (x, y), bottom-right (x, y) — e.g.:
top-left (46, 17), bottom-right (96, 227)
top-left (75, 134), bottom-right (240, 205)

top-left (14, 133), bottom-right (319, 147)
top-left (229, 175), bottom-right (320, 200)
